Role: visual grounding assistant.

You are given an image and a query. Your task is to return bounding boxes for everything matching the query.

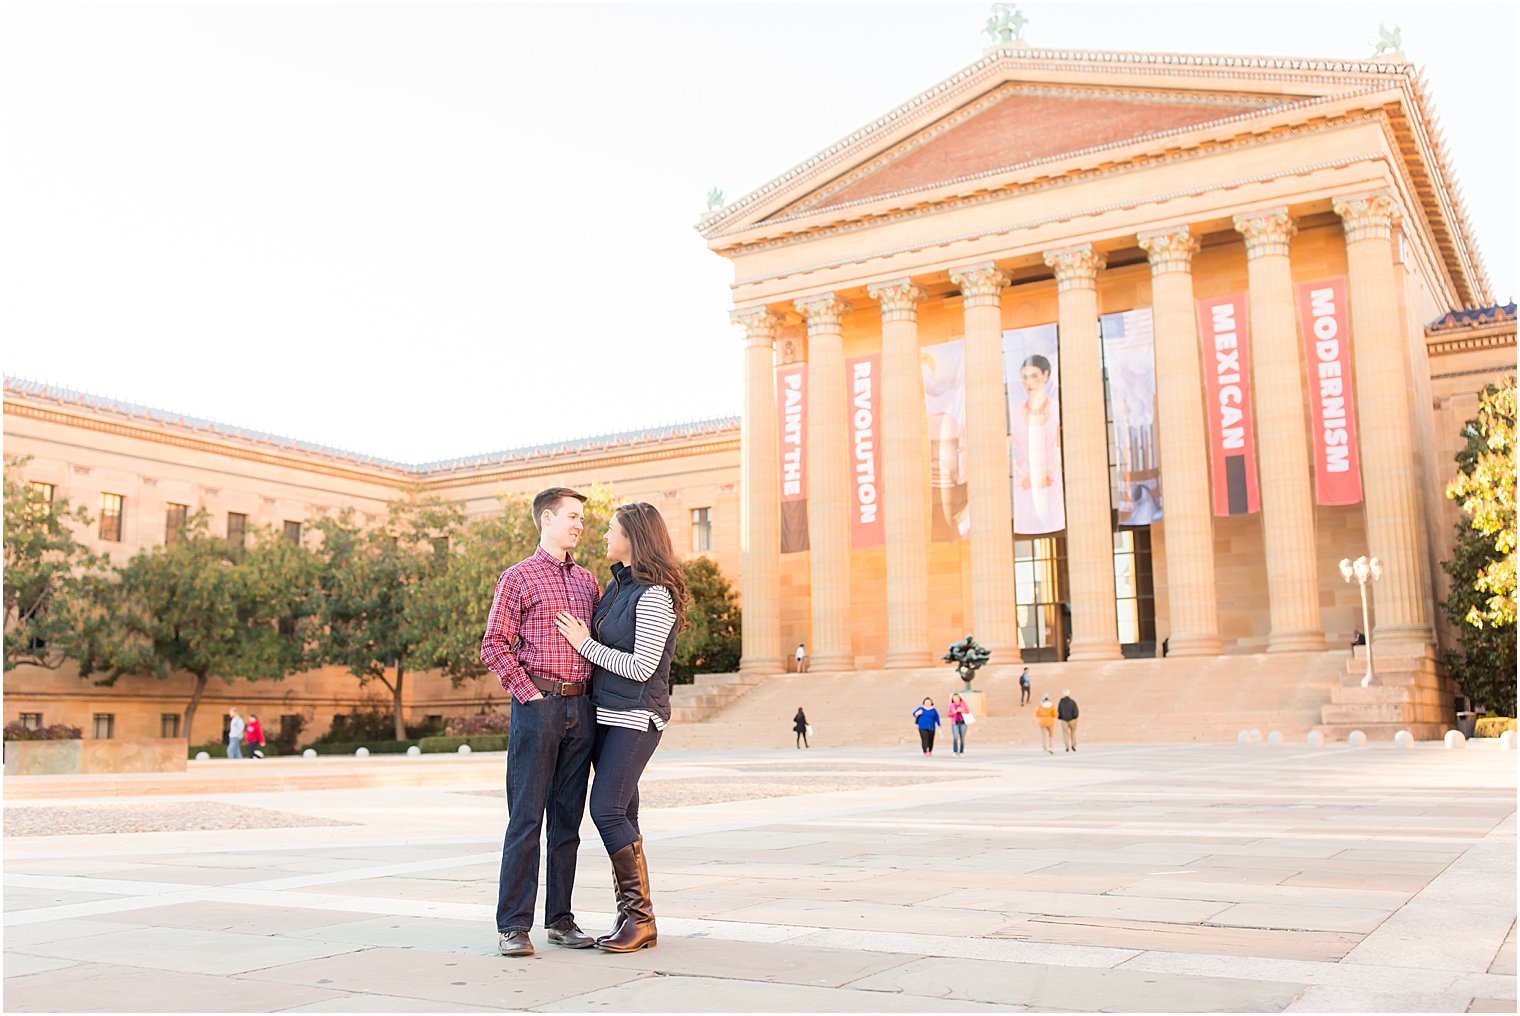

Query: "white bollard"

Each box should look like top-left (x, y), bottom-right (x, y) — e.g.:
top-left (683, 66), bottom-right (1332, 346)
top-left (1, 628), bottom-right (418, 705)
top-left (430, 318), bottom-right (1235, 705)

top-left (302, 748), bottom-right (317, 759)
top-left (1249, 729), bottom-right (1263, 744)
top-left (1306, 731), bottom-right (1325, 748)
top-left (1393, 730), bottom-right (1413, 748)
top-left (195, 751), bottom-right (210, 761)
top-left (1501, 730), bottom-right (1516, 751)
top-left (458, 744), bottom-right (472, 754)
top-left (1347, 730), bottom-right (1368, 748)
top-left (1267, 731), bottom-right (1283, 746)
top-left (1443, 730), bottom-right (1466, 749)
top-left (406, 745), bottom-right (421, 756)
top-left (355, 746), bottom-right (370, 758)
top-left (1237, 730), bottom-right (1251, 745)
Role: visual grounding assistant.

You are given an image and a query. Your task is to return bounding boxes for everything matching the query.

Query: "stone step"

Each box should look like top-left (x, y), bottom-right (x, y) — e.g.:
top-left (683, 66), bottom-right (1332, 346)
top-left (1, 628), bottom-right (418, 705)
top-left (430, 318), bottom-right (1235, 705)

top-left (1322, 702), bottom-right (1421, 724)
top-left (1330, 685), bottom-right (1445, 707)
top-left (1314, 722), bottom-right (1449, 742)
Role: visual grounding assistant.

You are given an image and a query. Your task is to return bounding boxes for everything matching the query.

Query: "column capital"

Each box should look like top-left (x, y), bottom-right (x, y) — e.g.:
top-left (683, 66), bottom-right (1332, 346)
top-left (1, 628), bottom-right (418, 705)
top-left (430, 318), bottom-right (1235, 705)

top-left (867, 279), bottom-right (925, 323)
top-left (794, 293), bottom-right (848, 332)
top-left (1042, 244), bottom-right (1105, 291)
top-left (949, 262), bottom-right (1009, 309)
top-left (1333, 191), bottom-right (1401, 243)
top-left (1233, 208), bottom-right (1296, 259)
top-left (1137, 225), bottom-right (1201, 276)
top-left (731, 306), bottom-right (782, 346)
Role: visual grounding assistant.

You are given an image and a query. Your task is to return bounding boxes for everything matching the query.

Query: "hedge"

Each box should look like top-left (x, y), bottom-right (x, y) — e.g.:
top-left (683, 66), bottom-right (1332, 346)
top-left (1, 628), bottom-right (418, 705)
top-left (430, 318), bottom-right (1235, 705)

top-left (1474, 717), bottom-right (1517, 738)
top-left (302, 740), bottom-right (420, 755)
top-left (189, 743), bottom-right (282, 759)
top-left (420, 735), bottom-right (509, 753)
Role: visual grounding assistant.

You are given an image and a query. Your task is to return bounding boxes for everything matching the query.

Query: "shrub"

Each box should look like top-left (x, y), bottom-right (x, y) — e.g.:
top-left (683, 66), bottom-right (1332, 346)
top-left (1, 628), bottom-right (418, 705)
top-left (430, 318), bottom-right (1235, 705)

top-left (420, 734), bottom-right (509, 753)
top-left (1474, 717), bottom-right (1517, 738)
top-left (189, 743), bottom-right (283, 758)
top-left (302, 740), bottom-right (419, 755)
top-left (443, 712), bottom-right (511, 736)
top-left (3, 722), bottom-right (83, 742)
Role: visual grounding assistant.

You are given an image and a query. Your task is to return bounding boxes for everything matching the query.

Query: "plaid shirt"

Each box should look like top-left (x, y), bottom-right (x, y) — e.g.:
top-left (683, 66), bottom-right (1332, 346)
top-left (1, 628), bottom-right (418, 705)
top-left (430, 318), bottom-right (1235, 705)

top-left (480, 546), bottom-right (601, 704)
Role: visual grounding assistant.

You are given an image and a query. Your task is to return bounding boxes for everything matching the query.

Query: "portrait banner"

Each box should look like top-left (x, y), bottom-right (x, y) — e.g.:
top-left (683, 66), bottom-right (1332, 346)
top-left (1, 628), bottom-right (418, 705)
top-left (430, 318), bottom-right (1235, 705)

top-left (776, 363), bottom-right (809, 553)
top-left (846, 353), bottom-right (884, 548)
top-left (1295, 277), bottom-right (1364, 506)
top-left (1100, 308), bottom-right (1162, 526)
top-left (1196, 293), bottom-right (1261, 516)
top-left (922, 338), bottom-right (969, 541)
top-left (1002, 323), bottom-right (1066, 535)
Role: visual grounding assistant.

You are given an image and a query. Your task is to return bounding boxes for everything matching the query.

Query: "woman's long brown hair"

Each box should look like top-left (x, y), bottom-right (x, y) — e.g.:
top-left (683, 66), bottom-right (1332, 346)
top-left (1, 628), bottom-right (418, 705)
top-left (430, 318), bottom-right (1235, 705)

top-left (616, 502), bottom-right (688, 631)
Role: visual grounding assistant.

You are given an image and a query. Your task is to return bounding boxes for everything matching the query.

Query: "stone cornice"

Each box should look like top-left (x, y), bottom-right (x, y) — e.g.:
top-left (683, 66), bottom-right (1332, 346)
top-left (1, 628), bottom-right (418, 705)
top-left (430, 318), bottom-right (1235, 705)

top-left (1425, 325), bottom-right (1517, 358)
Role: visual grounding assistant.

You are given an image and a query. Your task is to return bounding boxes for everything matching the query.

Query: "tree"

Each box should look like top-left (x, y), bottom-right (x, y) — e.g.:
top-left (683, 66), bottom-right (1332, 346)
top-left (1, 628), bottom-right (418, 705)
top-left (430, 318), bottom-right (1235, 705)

top-left (1441, 377), bottom-right (1517, 716)
top-left (310, 494), bottom-right (464, 741)
top-left (672, 556), bottom-right (742, 683)
top-left (77, 513), bottom-right (320, 744)
top-left (3, 458), bottom-right (111, 671)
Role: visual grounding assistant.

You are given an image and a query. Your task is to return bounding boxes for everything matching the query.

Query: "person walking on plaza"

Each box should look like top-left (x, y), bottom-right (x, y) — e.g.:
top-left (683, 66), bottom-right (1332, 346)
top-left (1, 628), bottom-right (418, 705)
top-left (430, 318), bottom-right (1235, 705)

top-left (913, 697), bottom-right (941, 756)
top-left (226, 707), bottom-right (245, 760)
top-left (947, 693), bottom-right (972, 756)
top-left (793, 707), bottom-right (810, 748)
top-left (793, 643), bottom-right (809, 673)
top-left (1019, 667), bottom-right (1031, 706)
top-left (1035, 694), bottom-right (1056, 754)
top-left (1058, 690), bottom-right (1080, 752)
top-left (245, 713), bottom-right (266, 759)
top-left (481, 487), bottom-right (601, 959)
top-left (554, 501), bottom-right (686, 954)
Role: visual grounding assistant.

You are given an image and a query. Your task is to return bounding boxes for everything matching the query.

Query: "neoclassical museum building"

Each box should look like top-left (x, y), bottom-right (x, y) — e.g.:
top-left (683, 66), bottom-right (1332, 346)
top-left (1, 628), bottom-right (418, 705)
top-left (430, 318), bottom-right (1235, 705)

top-left (5, 41), bottom-right (1514, 741)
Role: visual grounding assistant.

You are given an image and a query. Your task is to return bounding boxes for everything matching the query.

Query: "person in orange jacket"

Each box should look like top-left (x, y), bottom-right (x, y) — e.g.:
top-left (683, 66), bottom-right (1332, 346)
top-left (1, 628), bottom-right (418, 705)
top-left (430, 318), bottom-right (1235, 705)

top-left (1035, 694), bottom-right (1056, 755)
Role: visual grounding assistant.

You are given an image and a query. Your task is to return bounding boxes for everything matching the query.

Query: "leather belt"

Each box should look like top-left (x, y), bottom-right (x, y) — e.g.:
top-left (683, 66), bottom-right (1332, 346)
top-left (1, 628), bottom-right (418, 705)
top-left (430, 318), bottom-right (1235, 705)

top-left (531, 675), bottom-right (587, 697)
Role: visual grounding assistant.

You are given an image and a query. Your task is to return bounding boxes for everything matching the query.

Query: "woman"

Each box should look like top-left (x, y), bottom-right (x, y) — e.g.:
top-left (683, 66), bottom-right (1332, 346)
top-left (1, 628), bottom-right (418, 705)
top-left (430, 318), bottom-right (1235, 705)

top-left (912, 697), bottom-right (941, 756)
top-left (793, 707), bottom-right (809, 749)
top-left (1009, 354), bottom-right (1065, 533)
top-left (946, 693), bottom-right (970, 756)
top-left (245, 713), bottom-right (266, 759)
top-left (1035, 694), bottom-right (1057, 755)
top-left (554, 502), bottom-right (686, 954)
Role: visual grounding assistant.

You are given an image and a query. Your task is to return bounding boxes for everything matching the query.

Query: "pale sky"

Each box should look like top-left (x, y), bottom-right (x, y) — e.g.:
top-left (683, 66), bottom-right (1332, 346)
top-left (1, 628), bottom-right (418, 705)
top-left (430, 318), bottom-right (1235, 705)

top-left (3, 2), bottom-right (1514, 465)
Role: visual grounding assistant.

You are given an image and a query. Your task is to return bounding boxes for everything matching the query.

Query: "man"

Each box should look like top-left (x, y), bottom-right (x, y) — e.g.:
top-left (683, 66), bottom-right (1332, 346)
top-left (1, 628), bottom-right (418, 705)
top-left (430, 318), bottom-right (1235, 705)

top-left (481, 487), bottom-right (601, 958)
top-left (1057, 689), bottom-right (1079, 752)
top-left (1019, 667), bottom-right (1031, 707)
top-left (227, 707), bottom-right (245, 760)
top-left (794, 643), bottom-right (808, 674)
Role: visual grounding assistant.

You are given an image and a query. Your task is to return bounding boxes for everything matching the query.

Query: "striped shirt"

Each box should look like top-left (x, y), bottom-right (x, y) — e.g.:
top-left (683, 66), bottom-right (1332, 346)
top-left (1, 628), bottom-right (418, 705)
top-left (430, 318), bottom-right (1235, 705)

top-left (577, 585), bottom-right (677, 731)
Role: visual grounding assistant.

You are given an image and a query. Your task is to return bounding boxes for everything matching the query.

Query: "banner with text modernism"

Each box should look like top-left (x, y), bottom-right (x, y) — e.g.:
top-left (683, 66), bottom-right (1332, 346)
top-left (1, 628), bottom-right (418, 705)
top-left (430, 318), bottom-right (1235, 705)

top-left (1196, 293), bottom-right (1261, 516)
top-left (1295, 277), bottom-right (1364, 506)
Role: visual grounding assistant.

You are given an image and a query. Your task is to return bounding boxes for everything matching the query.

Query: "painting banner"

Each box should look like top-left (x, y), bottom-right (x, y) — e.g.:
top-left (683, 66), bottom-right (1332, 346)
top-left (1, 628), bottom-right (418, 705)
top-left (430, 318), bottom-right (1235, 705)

top-left (1295, 277), bottom-right (1364, 506)
top-left (1002, 323), bottom-right (1066, 535)
top-left (846, 353), bottom-right (885, 548)
top-left (776, 362), bottom-right (809, 553)
top-left (1196, 293), bottom-right (1261, 516)
top-left (922, 339), bottom-right (969, 541)
top-left (1100, 308), bottom-right (1162, 526)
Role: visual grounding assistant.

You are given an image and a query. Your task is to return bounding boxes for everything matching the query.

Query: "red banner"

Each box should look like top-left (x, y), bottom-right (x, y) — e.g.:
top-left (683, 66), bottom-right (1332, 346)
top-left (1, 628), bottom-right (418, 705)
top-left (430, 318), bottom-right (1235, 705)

top-left (1196, 293), bottom-right (1260, 516)
top-left (846, 354), bottom-right (884, 548)
top-left (776, 363), bottom-right (808, 553)
top-left (1296, 277), bottom-right (1363, 506)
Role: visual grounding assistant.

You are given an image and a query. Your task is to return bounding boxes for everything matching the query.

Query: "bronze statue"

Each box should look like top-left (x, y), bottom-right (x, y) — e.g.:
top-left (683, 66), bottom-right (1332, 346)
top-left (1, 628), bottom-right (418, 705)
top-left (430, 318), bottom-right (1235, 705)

top-left (942, 634), bottom-right (991, 690)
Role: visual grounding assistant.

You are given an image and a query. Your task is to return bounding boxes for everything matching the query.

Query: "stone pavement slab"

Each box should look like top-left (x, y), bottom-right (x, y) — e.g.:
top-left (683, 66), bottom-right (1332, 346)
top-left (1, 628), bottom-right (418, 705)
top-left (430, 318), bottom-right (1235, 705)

top-left (3, 962), bottom-right (347, 1013)
top-left (531, 974), bottom-right (1029, 1012)
top-left (15, 924), bottom-right (367, 976)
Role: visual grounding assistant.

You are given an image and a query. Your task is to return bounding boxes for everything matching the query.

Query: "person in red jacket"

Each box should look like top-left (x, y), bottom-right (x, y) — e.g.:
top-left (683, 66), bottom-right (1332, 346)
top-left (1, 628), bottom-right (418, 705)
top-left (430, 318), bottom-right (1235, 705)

top-left (245, 714), bottom-right (267, 759)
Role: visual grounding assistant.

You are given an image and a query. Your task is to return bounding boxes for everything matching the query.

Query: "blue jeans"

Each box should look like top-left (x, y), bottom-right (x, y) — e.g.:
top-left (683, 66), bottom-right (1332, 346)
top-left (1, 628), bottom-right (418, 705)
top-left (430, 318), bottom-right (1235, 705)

top-left (589, 721), bottom-right (662, 855)
top-left (952, 721), bottom-right (966, 754)
top-left (227, 736), bottom-right (243, 759)
top-left (496, 693), bottom-right (594, 934)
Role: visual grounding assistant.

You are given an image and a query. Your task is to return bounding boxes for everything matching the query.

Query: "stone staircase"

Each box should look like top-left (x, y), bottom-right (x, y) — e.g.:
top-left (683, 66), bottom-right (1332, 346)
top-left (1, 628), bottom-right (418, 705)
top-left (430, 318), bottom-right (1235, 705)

top-left (668, 671), bottom-right (765, 724)
top-left (1314, 641), bottom-right (1457, 742)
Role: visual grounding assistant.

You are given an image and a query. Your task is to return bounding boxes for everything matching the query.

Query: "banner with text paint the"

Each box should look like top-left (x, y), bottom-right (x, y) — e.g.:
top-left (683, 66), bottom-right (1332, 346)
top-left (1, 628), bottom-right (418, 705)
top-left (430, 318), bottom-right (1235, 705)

top-left (776, 362), bottom-right (809, 553)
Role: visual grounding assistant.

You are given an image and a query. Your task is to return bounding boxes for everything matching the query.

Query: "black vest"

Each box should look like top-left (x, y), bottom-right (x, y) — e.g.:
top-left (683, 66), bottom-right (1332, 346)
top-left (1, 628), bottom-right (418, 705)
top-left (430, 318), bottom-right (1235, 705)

top-left (589, 563), bottom-right (675, 722)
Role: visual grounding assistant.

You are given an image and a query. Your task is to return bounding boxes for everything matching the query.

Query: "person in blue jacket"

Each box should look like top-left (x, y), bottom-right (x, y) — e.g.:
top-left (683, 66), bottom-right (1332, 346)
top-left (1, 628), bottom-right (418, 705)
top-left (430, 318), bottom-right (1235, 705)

top-left (912, 697), bottom-right (941, 756)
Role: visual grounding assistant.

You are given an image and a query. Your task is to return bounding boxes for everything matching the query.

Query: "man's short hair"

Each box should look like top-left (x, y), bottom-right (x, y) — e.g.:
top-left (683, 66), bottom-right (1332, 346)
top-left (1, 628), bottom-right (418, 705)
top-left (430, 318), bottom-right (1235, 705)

top-left (532, 487), bottom-right (588, 532)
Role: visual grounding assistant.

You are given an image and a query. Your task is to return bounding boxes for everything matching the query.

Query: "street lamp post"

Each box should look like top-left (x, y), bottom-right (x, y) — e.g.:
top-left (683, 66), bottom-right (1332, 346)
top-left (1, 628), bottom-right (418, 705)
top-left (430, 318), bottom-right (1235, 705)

top-left (1338, 555), bottom-right (1383, 687)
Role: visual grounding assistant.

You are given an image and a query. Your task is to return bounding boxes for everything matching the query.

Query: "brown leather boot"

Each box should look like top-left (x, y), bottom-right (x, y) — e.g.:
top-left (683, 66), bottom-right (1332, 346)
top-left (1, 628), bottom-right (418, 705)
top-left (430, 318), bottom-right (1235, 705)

top-left (595, 859), bottom-right (627, 946)
top-left (596, 838), bottom-right (656, 952)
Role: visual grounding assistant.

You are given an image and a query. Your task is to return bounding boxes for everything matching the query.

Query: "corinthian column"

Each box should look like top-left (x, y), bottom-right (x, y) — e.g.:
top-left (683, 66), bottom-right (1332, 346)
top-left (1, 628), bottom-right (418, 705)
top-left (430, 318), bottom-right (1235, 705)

top-left (1042, 244), bottom-right (1121, 661)
top-left (867, 278), bottom-right (932, 667)
top-left (1233, 209), bottom-right (1323, 651)
top-left (949, 263), bottom-right (1017, 659)
top-left (796, 293), bottom-right (853, 671)
top-left (1333, 191), bottom-right (1433, 643)
top-left (733, 307), bottom-right (783, 674)
top-left (1137, 226), bottom-right (1223, 655)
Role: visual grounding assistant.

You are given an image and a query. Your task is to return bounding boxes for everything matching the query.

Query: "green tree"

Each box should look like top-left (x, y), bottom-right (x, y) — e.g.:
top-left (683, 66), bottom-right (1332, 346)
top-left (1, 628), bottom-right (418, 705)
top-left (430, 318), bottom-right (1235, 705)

top-left (3, 458), bottom-right (111, 671)
top-left (672, 556), bottom-right (742, 683)
top-left (1441, 377), bottom-right (1517, 715)
top-left (77, 513), bottom-right (320, 743)
top-left (310, 494), bottom-right (464, 741)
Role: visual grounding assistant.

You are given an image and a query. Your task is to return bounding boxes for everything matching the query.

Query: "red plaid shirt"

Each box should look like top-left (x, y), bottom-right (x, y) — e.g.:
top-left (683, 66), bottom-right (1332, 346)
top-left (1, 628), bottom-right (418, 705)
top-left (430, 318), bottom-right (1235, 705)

top-left (480, 546), bottom-right (602, 704)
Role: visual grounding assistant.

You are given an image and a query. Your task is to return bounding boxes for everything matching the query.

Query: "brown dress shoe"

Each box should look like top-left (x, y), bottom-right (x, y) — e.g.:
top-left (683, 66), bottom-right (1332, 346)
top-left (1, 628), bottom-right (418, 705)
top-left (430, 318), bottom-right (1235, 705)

top-left (597, 838), bottom-right (656, 953)
top-left (497, 930), bottom-right (534, 957)
top-left (547, 921), bottom-right (596, 949)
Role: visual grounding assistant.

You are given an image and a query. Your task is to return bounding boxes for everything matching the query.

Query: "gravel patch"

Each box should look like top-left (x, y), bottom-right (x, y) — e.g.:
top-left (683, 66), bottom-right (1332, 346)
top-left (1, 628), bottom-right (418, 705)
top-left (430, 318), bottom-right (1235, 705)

top-left (5, 803), bottom-right (355, 837)
top-left (461, 773), bottom-right (972, 809)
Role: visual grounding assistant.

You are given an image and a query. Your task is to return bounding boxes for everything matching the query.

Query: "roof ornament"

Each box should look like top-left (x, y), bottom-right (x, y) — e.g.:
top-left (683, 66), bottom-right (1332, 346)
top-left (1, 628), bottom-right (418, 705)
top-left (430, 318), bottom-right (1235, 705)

top-left (984, 4), bottom-right (1028, 48)
top-left (706, 186), bottom-right (725, 212)
top-left (1369, 23), bottom-right (1403, 59)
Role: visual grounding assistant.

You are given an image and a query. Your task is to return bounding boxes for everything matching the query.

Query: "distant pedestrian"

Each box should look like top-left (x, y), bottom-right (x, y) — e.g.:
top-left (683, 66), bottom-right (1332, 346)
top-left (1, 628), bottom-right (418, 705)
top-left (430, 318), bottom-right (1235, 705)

top-left (794, 643), bottom-right (809, 673)
top-left (245, 713), bottom-right (266, 759)
top-left (227, 707), bottom-right (245, 760)
top-left (1035, 695), bottom-right (1055, 754)
top-left (913, 697), bottom-right (941, 756)
top-left (947, 693), bottom-right (972, 756)
top-left (1162, 637), bottom-right (1170, 658)
top-left (793, 707), bottom-right (810, 749)
top-left (1351, 629), bottom-right (1366, 648)
top-left (1019, 667), bottom-right (1031, 706)
top-left (1057, 690), bottom-right (1079, 752)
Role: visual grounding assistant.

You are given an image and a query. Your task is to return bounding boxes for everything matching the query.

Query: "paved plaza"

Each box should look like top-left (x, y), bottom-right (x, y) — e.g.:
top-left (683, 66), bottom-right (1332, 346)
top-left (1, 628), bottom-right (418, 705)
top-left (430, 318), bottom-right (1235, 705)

top-left (3, 742), bottom-right (1515, 1012)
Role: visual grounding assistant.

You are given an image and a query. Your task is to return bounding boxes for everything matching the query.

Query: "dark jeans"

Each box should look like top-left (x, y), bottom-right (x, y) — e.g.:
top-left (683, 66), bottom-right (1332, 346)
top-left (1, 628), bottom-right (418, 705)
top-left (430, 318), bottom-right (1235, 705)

top-left (918, 727), bottom-right (936, 752)
top-left (952, 720), bottom-right (966, 753)
top-left (497, 693), bottom-right (594, 934)
top-left (1020, 685), bottom-right (1030, 706)
top-left (589, 721), bottom-right (662, 855)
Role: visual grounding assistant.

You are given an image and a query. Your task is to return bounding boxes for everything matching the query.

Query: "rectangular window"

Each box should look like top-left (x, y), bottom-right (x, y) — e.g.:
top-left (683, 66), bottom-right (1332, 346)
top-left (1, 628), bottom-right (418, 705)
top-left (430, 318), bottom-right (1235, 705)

top-left (19, 712), bottom-right (42, 730)
top-left (226, 512), bottom-right (248, 548)
top-left (1112, 528), bottom-right (1157, 657)
top-left (160, 713), bottom-right (181, 738)
top-left (25, 482), bottom-right (54, 526)
top-left (99, 493), bottom-right (124, 542)
top-left (165, 502), bottom-right (189, 545)
top-left (1014, 535), bottom-right (1069, 663)
top-left (283, 520), bottom-right (302, 545)
top-left (690, 507), bottom-right (712, 553)
top-left (92, 713), bottom-right (115, 740)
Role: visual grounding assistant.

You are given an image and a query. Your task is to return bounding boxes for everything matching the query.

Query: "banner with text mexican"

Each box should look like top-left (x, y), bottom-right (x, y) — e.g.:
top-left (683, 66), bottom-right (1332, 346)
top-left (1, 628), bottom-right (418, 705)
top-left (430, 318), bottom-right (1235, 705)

top-left (1196, 293), bottom-right (1261, 516)
top-left (776, 363), bottom-right (809, 553)
top-left (1295, 277), bottom-right (1364, 506)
